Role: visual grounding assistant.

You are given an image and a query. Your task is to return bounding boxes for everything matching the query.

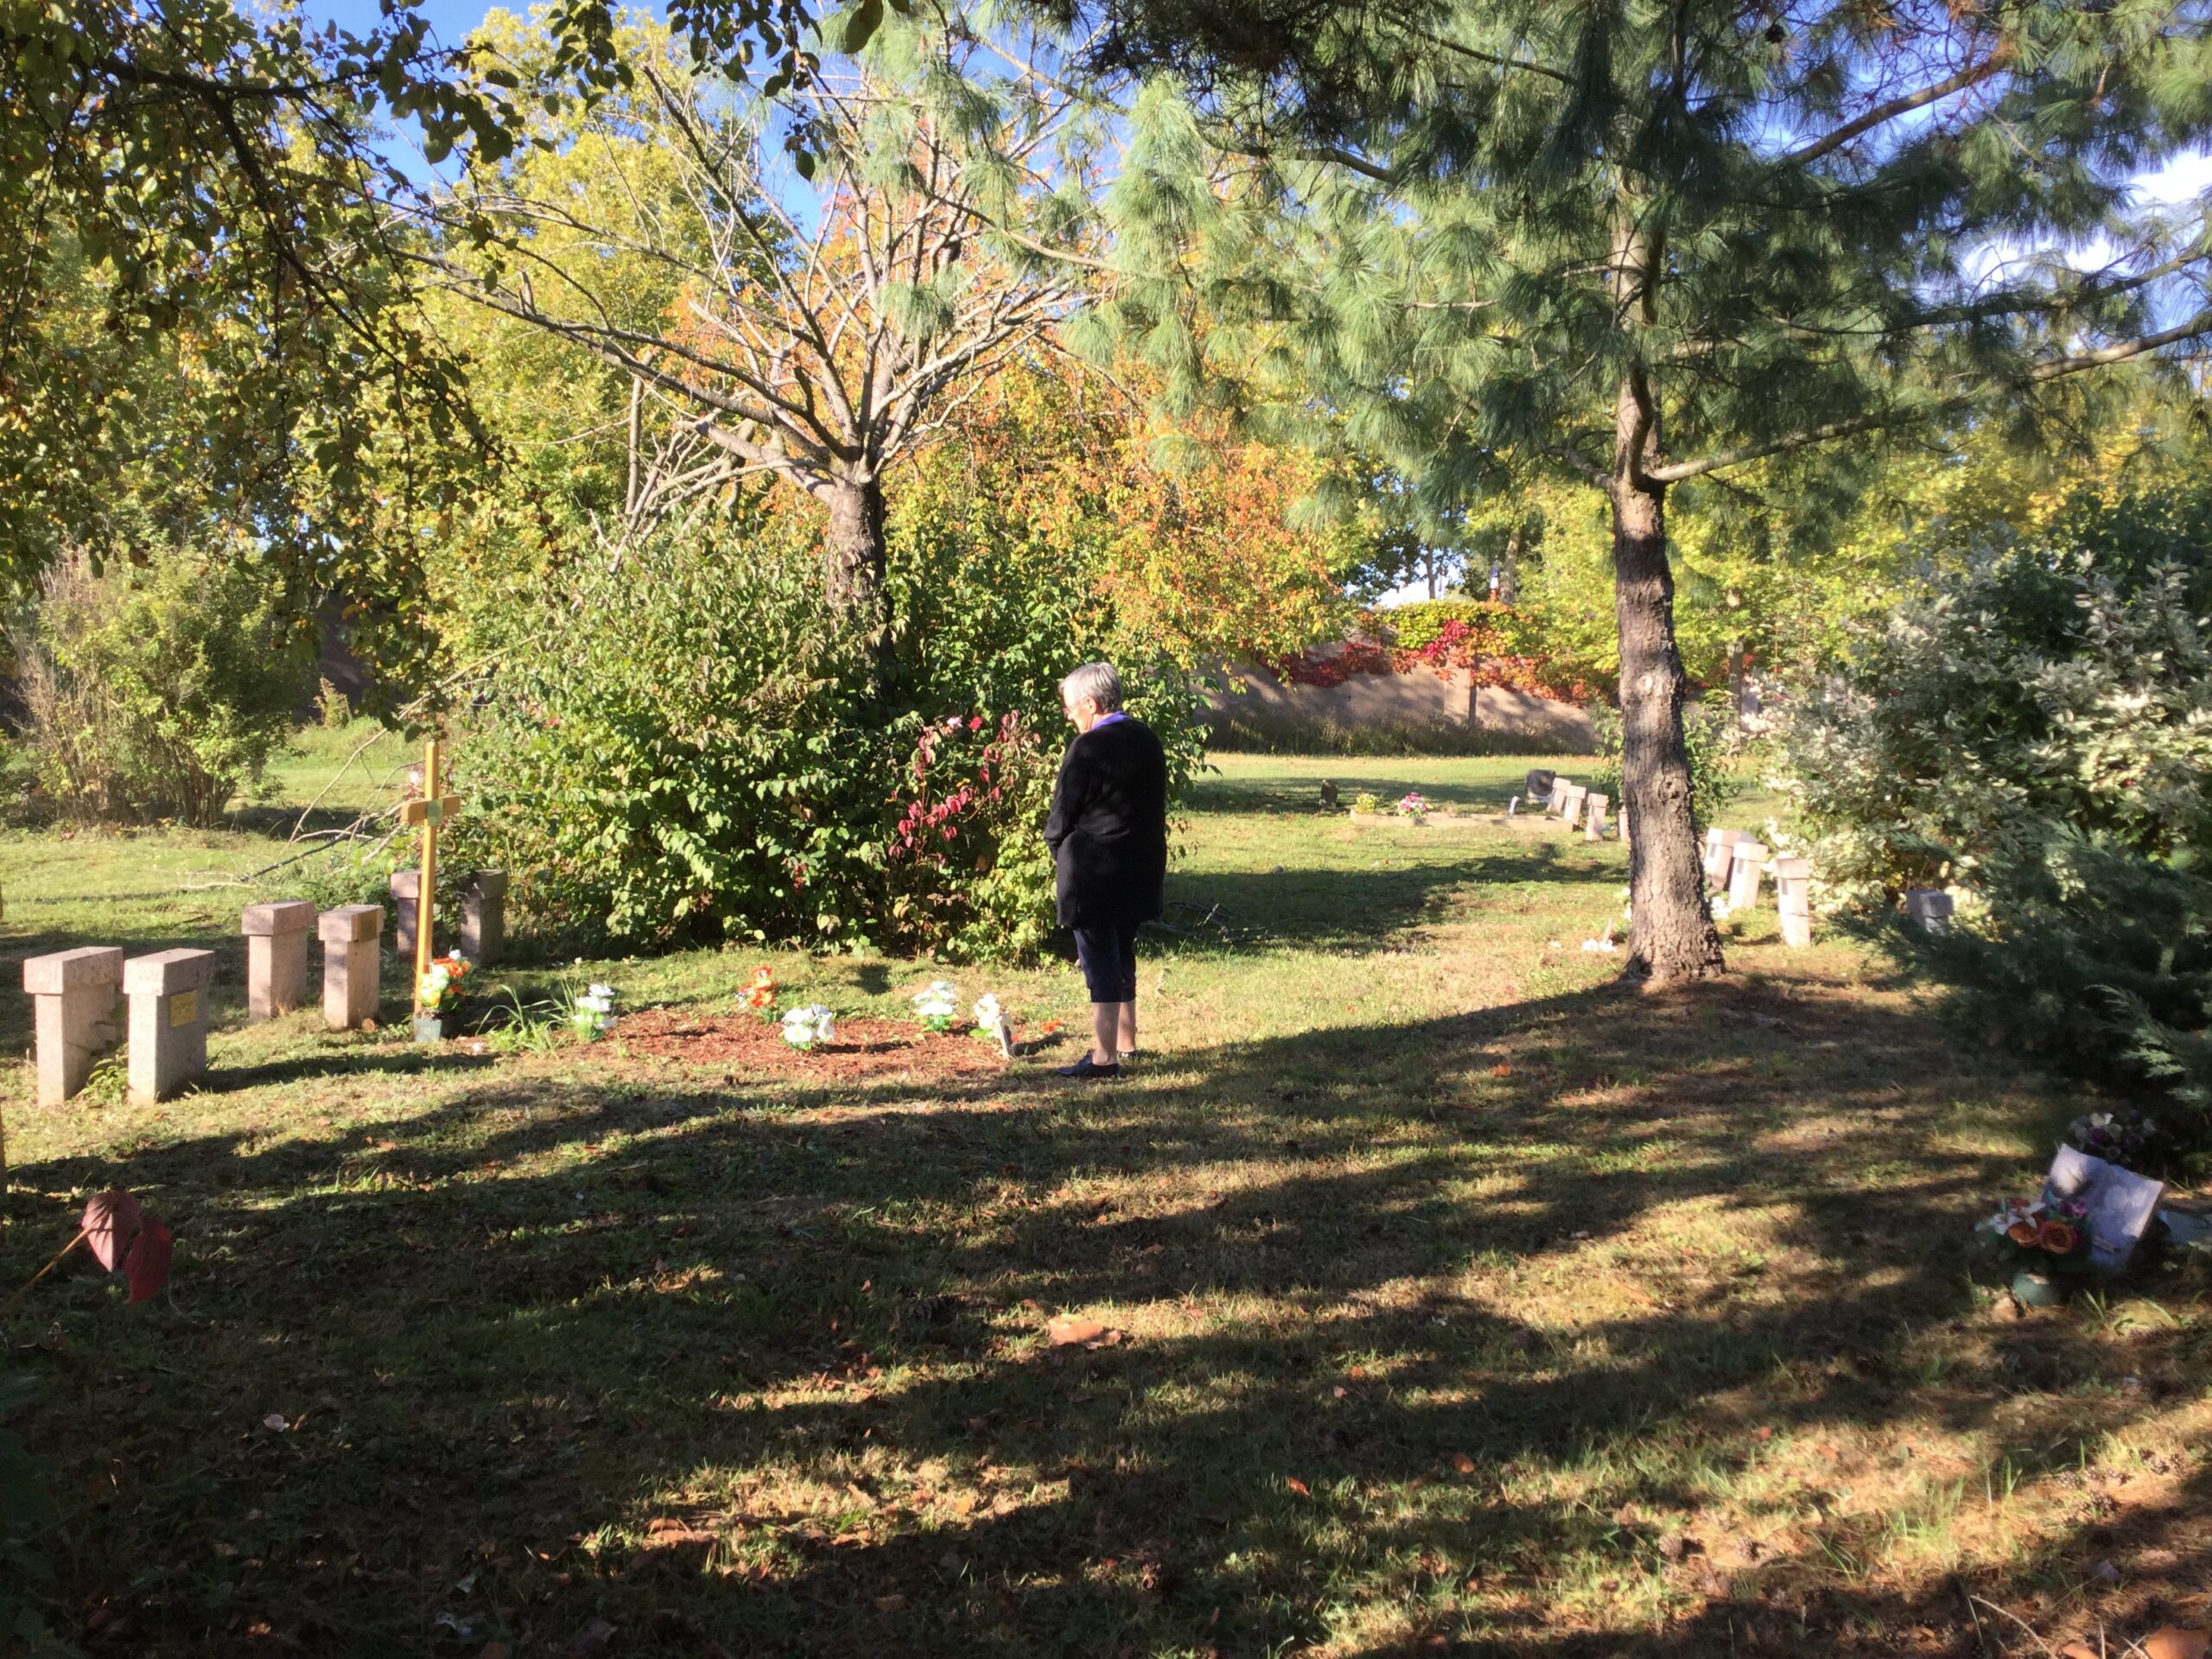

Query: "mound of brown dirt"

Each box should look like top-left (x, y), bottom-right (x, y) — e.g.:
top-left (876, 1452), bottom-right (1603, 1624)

top-left (601, 1007), bottom-right (1014, 1084)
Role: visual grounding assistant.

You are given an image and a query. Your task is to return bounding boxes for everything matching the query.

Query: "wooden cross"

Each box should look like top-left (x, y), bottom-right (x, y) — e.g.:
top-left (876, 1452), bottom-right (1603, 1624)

top-left (400, 735), bottom-right (464, 1014)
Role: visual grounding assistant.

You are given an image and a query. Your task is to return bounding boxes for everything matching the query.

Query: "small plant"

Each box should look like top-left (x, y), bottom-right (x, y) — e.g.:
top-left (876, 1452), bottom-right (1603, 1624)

top-left (782, 1003), bottom-right (836, 1050)
top-left (1350, 791), bottom-right (1381, 816)
top-left (740, 965), bottom-right (779, 1017)
top-left (482, 989), bottom-right (565, 1055)
top-left (566, 982), bottom-right (617, 1040)
top-left (1396, 791), bottom-right (1430, 823)
top-left (912, 980), bottom-right (960, 1033)
top-left (416, 954), bottom-right (472, 1016)
top-left (3, 1190), bottom-right (173, 1318)
top-left (1976, 1196), bottom-right (2092, 1267)
top-left (316, 677), bottom-right (353, 728)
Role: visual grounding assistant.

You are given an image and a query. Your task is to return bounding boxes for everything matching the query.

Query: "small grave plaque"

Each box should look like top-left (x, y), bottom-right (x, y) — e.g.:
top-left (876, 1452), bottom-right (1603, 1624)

top-left (2043, 1145), bottom-right (2165, 1273)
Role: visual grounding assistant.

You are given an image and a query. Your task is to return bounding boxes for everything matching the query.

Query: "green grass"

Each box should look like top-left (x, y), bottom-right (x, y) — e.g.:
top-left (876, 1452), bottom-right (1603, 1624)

top-left (2, 746), bottom-right (2208, 1657)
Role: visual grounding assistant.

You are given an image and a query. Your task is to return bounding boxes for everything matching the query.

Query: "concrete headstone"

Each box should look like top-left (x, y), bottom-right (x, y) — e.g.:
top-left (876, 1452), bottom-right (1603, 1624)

top-left (461, 870), bottom-right (508, 964)
top-left (22, 946), bottom-right (124, 1106)
top-left (319, 904), bottom-right (385, 1030)
top-left (124, 948), bottom-right (215, 1103)
top-left (241, 899), bottom-right (315, 1020)
top-left (1584, 792), bottom-right (1609, 842)
top-left (1904, 887), bottom-right (1955, 935)
top-left (1774, 855), bottom-right (1813, 948)
top-left (1727, 842), bottom-right (1769, 912)
top-left (389, 868), bottom-right (421, 959)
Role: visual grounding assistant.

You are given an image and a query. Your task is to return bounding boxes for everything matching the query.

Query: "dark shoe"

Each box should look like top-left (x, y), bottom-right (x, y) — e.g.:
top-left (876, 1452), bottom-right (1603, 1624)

top-left (1052, 1055), bottom-right (1122, 1079)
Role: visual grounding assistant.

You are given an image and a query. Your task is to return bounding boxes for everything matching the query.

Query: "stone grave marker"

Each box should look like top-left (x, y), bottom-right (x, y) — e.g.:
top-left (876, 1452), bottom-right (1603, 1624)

top-left (241, 899), bottom-right (315, 1019)
top-left (389, 869), bottom-right (422, 959)
top-left (320, 904), bottom-right (385, 1030)
top-left (124, 948), bottom-right (215, 1103)
top-left (1560, 784), bottom-right (1586, 829)
top-left (1727, 842), bottom-right (1769, 912)
top-left (1703, 828), bottom-right (1745, 892)
top-left (1524, 769), bottom-right (1556, 807)
top-left (2044, 1145), bottom-right (2165, 1273)
top-left (22, 946), bottom-right (124, 1106)
top-left (1904, 888), bottom-right (1955, 935)
top-left (1584, 792), bottom-right (1609, 842)
top-left (1774, 855), bottom-right (1813, 947)
top-left (1549, 779), bottom-right (1575, 819)
top-left (461, 870), bottom-right (508, 964)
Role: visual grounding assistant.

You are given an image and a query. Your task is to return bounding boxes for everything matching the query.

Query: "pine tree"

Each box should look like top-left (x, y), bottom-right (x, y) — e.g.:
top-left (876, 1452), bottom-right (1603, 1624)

top-left (1073, 0), bottom-right (2212, 980)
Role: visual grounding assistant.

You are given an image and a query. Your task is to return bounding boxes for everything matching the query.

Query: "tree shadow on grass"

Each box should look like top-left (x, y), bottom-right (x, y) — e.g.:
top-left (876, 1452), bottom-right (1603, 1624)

top-left (6, 974), bottom-right (2202, 1657)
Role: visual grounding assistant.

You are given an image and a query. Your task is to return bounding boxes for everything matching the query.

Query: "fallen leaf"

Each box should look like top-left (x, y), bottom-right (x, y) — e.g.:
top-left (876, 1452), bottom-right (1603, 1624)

top-left (2141, 1629), bottom-right (2212, 1659)
top-left (1285, 1478), bottom-right (1310, 1497)
top-left (1450, 1453), bottom-right (1476, 1475)
top-left (563, 1618), bottom-right (619, 1657)
top-left (1489, 1063), bottom-right (1512, 1077)
top-left (1046, 1315), bottom-right (1108, 1347)
top-left (1751, 1425), bottom-right (1774, 1443)
top-left (81, 1190), bottom-right (143, 1272)
top-left (124, 1217), bottom-right (172, 1303)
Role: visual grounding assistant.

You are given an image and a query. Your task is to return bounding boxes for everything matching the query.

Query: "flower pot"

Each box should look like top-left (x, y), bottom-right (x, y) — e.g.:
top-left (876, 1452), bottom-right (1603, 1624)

top-left (413, 1014), bottom-right (448, 1045)
top-left (2011, 1268), bottom-right (2067, 1308)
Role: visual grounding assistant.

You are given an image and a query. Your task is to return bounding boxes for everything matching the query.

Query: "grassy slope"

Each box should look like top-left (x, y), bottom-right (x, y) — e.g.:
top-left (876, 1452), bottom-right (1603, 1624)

top-left (1, 749), bottom-right (2205, 1657)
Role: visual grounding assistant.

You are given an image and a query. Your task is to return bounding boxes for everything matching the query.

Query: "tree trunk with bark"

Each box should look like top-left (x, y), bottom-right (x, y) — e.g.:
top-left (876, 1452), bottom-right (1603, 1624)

top-left (1611, 381), bottom-right (1726, 982)
top-left (822, 474), bottom-right (888, 620)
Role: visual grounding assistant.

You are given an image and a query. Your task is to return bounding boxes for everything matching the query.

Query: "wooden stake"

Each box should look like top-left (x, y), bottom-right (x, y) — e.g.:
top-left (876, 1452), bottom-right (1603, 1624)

top-left (413, 735), bottom-right (439, 1014)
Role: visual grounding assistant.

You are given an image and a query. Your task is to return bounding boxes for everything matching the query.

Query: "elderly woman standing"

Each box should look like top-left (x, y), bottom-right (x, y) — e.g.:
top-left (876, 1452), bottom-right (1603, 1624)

top-left (1043, 661), bottom-right (1168, 1078)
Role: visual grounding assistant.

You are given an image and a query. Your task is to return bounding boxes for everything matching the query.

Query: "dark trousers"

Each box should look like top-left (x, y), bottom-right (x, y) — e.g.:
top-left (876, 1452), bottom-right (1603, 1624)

top-left (1073, 925), bottom-right (1139, 1004)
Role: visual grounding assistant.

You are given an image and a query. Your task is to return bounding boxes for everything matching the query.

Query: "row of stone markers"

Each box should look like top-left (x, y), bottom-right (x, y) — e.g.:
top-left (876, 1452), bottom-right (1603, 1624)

top-left (21, 874), bottom-right (505, 1109)
top-left (1507, 772), bottom-right (1624, 844)
top-left (1704, 828), bottom-right (1814, 947)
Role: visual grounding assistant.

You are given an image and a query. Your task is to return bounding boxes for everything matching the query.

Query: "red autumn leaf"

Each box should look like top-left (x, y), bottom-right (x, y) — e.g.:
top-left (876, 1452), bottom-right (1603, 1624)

top-left (81, 1189), bottom-right (143, 1273)
top-left (1285, 1478), bottom-right (1311, 1497)
top-left (124, 1218), bottom-right (172, 1303)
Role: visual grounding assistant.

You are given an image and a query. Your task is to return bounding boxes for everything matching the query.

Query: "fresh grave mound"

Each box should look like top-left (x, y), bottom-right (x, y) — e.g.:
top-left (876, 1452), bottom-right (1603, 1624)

top-left (602, 1007), bottom-right (1011, 1083)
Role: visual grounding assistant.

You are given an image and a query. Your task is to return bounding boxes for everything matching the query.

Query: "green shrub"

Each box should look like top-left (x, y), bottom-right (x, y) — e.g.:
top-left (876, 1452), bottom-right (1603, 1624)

top-left (10, 550), bottom-right (313, 825)
top-left (1378, 598), bottom-right (1541, 658)
top-left (443, 521), bottom-right (1205, 961)
top-left (1779, 477), bottom-right (2212, 1122)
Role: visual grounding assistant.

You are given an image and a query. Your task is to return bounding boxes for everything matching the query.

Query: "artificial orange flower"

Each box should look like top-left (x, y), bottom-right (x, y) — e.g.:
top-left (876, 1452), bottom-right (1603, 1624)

top-left (2005, 1220), bottom-right (2039, 1248)
top-left (742, 985), bottom-right (775, 1009)
top-left (749, 965), bottom-right (777, 989)
top-left (2037, 1220), bottom-right (2080, 1255)
top-left (1040, 1019), bottom-right (1064, 1034)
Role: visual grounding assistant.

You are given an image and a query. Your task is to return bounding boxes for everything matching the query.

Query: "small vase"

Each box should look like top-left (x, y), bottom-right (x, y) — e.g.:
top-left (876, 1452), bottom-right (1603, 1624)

top-left (413, 1014), bottom-right (448, 1045)
top-left (2011, 1268), bottom-right (2067, 1308)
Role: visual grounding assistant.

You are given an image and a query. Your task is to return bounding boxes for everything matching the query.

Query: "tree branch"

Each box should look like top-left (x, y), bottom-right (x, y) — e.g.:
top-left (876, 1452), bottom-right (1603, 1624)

top-left (1777, 58), bottom-right (2002, 168)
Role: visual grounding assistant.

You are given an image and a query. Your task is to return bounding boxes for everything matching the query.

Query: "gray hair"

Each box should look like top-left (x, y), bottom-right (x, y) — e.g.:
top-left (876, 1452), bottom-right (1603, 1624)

top-left (1060, 661), bottom-right (1124, 712)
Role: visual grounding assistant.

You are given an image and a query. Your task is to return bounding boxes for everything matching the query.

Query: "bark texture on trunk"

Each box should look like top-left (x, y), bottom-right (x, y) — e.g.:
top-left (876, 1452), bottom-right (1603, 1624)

top-left (823, 475), bottom-right (889, 620)
top-left (1611, 395), bottom-right (1726, 982)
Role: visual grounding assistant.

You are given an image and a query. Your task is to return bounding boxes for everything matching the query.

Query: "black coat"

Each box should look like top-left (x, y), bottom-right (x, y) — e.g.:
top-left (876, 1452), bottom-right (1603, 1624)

top-left (1043, 716), bottom-right (1168, 928)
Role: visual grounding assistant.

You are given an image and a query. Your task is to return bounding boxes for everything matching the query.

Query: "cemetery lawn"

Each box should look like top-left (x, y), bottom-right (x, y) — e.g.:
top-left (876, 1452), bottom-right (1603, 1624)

top-left (4, 749), bottom-right (2210, 1657)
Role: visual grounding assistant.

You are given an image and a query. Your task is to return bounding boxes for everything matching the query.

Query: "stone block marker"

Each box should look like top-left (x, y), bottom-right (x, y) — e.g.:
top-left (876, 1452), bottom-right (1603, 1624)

top-left (1560, 784), bottom-right (1586, 829)
top-left (1775, 856), bottom-right (1813, 947)
top-left (1703, 828), bottom-right (1746, 892)
top-left (1524, 769), bottom-right (1556, 807)
top-left (389, 869), bottom-right (421, 959)
top-left (461, 870), bottom-right (508, 964)
top-left (22, 946), bottom-right (124, 1106)
top-left (1727, 842), bottom-right (1769, 912)
top-left (241, 900), bottom-right (315, 1020)
top-left (320, 904), bottom-right (385, 1030)
top-left (1549, 779), bottom-right (1575, 819)
top-left (1584, 792), bottom-right (1609, 842)
top-left (124, 949), bottom-right (215, 1104)
top-left (1904, 887), bottom-right (1955, 936)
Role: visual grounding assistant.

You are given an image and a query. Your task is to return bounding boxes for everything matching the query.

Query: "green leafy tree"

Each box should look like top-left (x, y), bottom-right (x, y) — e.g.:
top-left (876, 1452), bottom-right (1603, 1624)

top-left (1070, 0), bottom-right (2212, 980)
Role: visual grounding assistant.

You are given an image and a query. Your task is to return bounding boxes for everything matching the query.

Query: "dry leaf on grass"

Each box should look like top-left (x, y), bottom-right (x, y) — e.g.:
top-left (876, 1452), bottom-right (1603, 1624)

top-left (1046, 1315), bottom-right (1122, 1349)
top-left (2141, 1629), bottom-right (2212, 1659)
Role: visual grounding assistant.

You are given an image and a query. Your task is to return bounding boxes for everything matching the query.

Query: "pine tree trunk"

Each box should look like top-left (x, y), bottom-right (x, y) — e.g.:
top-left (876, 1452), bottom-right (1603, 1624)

top-left (823, 475), bottom-right (888, 620)
top-left (1499, 523), bottom-right (1522, 606)
top-left (1611, 398), bottom-right (1725, 982)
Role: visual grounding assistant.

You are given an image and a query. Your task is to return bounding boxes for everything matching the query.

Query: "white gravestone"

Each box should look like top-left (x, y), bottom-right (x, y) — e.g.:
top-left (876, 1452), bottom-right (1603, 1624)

top-left (124, 948), bottom-right (215, 1103)
top-left (2044, 1145), bottom-right (2165, 1273)
top-left (1774, 855), bottom-right (1813, 947)
top-left (1904, 888), bottom-right (1955, 935)
top-left (320, 904), bottom-right (385, 1030)
top-left (1726, 842), bottom-right (1769, 912)
top-left (22, 946), bottom-right (124, 1106)
top-left (241, 900), bottom-right (315, 1020)
top-left (1584, 792), bottom-right (1608, 842)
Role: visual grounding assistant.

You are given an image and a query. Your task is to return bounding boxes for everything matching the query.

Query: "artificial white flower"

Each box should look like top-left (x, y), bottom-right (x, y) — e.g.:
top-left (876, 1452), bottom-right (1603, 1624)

top-left (972, 993), bottom-right (1003, 1030)
top-left (783, 1003), bottom-right (836, 1048)
top-left (912, 980), bottom-right (960, 1029)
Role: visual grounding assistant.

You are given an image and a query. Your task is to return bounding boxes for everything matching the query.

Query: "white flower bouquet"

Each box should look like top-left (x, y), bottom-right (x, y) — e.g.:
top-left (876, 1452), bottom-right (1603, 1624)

top-left (569, 982), bottom-right (617, 1039)
top-left (782, 1003), bottom-right (836, 1050)
top-left (912, 980), bottom-right (960, 1033)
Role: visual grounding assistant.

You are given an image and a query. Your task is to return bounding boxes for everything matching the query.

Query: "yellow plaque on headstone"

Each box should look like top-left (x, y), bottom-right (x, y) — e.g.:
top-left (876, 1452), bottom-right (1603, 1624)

top-left (168, 989), bottom-right (199, 1028)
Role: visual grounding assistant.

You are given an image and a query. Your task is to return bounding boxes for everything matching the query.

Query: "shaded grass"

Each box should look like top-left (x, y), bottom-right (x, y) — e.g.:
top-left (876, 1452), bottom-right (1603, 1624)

top-left (1, 753), bottom-right (2207, 1657)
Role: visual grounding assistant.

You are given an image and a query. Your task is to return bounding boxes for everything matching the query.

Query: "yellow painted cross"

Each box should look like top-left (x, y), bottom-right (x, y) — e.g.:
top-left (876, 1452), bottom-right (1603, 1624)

top-left (400, 735), bottom-right (463, 1014)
